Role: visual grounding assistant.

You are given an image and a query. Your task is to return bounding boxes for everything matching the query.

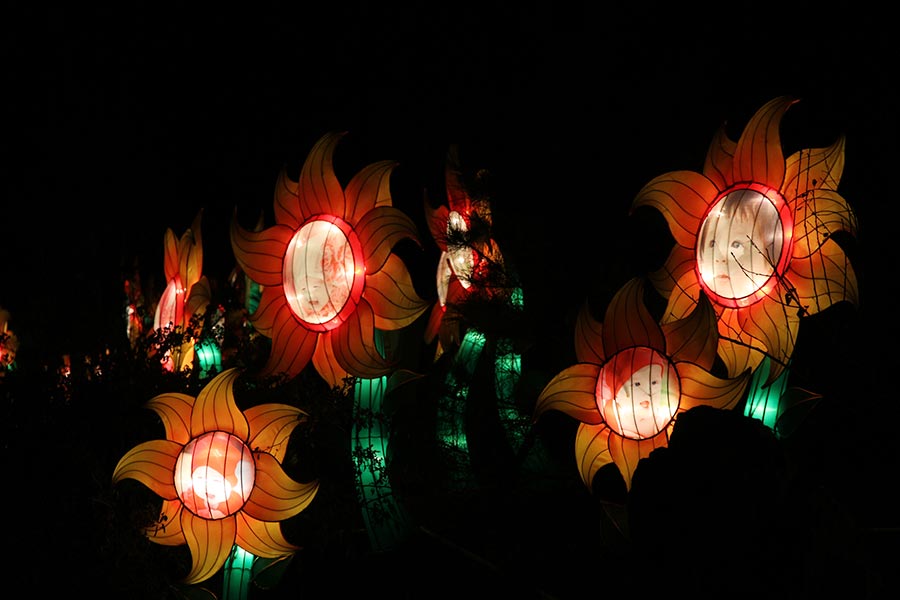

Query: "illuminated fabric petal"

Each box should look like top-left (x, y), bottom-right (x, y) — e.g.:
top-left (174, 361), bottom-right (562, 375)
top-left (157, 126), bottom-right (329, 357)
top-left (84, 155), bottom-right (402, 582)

top-left (607, 428), bottom-right (666, 490)
top-left (792, 189), bottom-right (857, 258)
top-left (716, 310), bottom-right (759, 380)
top-left (244, 452), bottom-right (319, 521)
top-left (786, 237), bottom-right (859, 313)
top-left (259, 306), bottom-right (317, 379)
top-left (273, 168), bottom-right (303, 230)
top-left (179, 210), bottom-right (204, 293)
top-left (357, 205), bottom-right (422, 275)
top-left (250, 286), bottom-right (291, 337)
top-left (783, 136), bottom-right (844, 195)
top-left (740, 297), bottom-right (801, 381)
top-left (235, 512), bottom-right (298, 558)
top-left (660, 292), bottom-right (719, 371)
top-left (732, 96), bottom-right (795, 188)
top-left (344, 159), bottom-right (396, 223)
top-left (534, 363), bottom-right (603, 425)
top-left (424, 200), bottom-right (450, 253)
top-left (163, 228), bottom-right (180, 283)
top-left (312, 330), bottom-right (347, 388)
top-left (601, 278), bottom-right (666, 357)
top-left (574, 423), bottom-right (613, 489)
top-left (330, 298), bottom-right (392, 379)
top-left (297, 131), bottom-right (346, 220)
top-left (573, 300), bottom-right (604, 365)
top-left (661, 270), bottom-right (705, 323)
top-left (186, 276), bottom-right (211, 318)
top-left (366, 253), bottom-right (430, 330)
top-left (147, 499), bottom-right (187, 546)
top-left (702, 126), bottom-right (736, 190)
top-left (423, 301), bottom-right (444, 345)
top-left (631, 170), bottom-right (718, 249)
top-left (145, 392), bottom-right (194, 445)
top-left (181, 511), bottom-right (237, 585)
top-left (230, 220), bottom-right (293, 288)
top-left (676, 362), bottom-right (749, 411)
top-left (112, 439), bottom-right (180, 500)
top-left (190, 368), bottom-right (250, 441)
top-left (244, 403), bottom-right (307, 463)
top-left (648, 245), bottom-right (693, 300)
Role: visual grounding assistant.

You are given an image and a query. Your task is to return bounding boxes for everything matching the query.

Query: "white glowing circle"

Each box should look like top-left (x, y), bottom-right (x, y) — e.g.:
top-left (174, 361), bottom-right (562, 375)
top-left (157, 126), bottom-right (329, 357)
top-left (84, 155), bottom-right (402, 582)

top-left (174, 431), bottom-right (255, 520)
top-left (446, 210), bottom-right (475, 289)
top-left (697, 189), bottom-right (784, 301)
top-left (596, 348), bottom-right (680, 441)
top-left (284, 220), bottom-right (356, 325)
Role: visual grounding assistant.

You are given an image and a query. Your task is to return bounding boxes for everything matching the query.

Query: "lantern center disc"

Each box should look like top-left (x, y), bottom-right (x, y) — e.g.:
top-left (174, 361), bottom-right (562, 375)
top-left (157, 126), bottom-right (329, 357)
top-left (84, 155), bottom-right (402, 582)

top-left (174, 431), bottom-right (255, 520)
top-left (596, 347), bottom-right (680, 441)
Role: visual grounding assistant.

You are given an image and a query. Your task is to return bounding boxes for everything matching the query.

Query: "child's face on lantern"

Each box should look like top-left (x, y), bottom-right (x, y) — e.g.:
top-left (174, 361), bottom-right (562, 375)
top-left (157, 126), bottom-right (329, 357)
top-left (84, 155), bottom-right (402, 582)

top-left (608, 363), bottom-right (675, 439)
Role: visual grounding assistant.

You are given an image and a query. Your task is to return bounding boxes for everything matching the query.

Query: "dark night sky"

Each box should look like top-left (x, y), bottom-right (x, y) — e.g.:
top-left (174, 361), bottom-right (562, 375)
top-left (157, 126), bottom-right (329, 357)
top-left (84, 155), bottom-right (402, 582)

top-left (4, 3), bottom-right (900, 597)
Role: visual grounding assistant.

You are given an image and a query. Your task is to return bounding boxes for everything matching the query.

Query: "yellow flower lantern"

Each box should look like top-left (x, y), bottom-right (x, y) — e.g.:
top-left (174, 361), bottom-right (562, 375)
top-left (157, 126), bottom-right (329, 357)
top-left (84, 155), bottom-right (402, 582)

top-left (631, 96), bottom-right (858, 385)
top-left (230, 131), bottom-right (429, 388)
top-left (112, 368), bottom-right (318, 584)
top-left (152, 209), bottom-right (212, 373)
top-left (534, 277), bottom-right (750, 491)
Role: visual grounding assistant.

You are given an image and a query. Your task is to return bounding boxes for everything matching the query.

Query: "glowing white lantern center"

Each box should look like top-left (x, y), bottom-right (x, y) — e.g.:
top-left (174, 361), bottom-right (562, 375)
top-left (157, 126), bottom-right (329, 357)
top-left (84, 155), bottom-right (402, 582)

top-left (174, 431), bottom-right (255, 519)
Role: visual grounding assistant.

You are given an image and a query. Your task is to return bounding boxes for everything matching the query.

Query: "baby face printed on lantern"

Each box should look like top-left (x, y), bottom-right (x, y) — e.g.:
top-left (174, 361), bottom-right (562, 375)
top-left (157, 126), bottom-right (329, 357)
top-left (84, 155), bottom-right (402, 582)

top-left (284, 219), bottom-right (358, 327)
top-left (596, 347), bottom-right (680, 440)
top-left (697, 189), bottom-right (784, 303)
top-left (446, 210), bottom-right (476, 290)
top-left (174, 431), bottom-right (255, 520)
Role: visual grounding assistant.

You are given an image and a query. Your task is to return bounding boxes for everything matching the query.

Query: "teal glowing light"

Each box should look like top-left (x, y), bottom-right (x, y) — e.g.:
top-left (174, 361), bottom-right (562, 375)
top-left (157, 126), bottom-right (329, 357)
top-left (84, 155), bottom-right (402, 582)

top-left (744, 356), bottom-right (790, 432)
top-left (196, 339), bottom-right (222, 380)
top-left (222, 545), bottom-right (256, 600)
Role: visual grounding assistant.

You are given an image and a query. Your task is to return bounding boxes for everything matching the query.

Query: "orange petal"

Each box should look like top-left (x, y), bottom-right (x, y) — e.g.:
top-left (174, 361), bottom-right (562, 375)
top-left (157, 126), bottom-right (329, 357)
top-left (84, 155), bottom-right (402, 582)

top-left (632, 170), bottom-right (717, 249)
top-left (186, 276), bottom-right (211, 319)
top-left (312, 330), bottom-right (348, 389)
top-left (366, 253), bottom-right (430, 330)
top-left (741, 298), bottom-right (800, 384)
top-left (245, 403), bottom-right (308, 463)
top-left (702, 125), bottom-right (736, 190)
top-left (424, 199), bottom-right (450, 252)
top-left (786, 237), bottom-right (859, 314)
top-left (112, 439), bottom-right (180, 500)
top-left (676, 362), bottom-right (749, 412)
top-left (191, 368), bottom-right (249, 441)
top-left (179, 211), bottom-right (203, 291)
top-left (661, 291), bottom-right (718, 371)
top-left (534, 363), bottom-right (602, 424)
top-left (273, 167), bottom-right (303, 230)
top-left (716, 309), bottom-right (764, 379)
top-left (145, 392), bottom-right (194, 445)
top-left (792, 189), bottom-right (858, 259)
top-left (733, 96), bottom-right (796, 190)
top-left (244, 452), bottom-right (319, 521)
top-left (235, 512), bottom-right (299, 558)
top-left (573, 299), bottom-right (604, 365)
top-left (608, 432), bottom-right (665, 491)
top-left (660, 270), bottom-right (704, 324)
top-left (230, 217), bottom-right (292, 288)
top-left (423, 301), bottom-right (443, 345)
top-left (344, 159), bottom-right (397, 223)
top-left (650, 245), bottom-right (694, 301)
top-left (261, 307), bottom-right (317, 381)
top-left (330, 299), bottom-right (393, 379)
top-left (783, 136), bottom-right (845, 197)
top-left (357, 205), bottom-right (422, 274)
top-left (146, 499), bottom-right (186, 546)
top-left (298, 131), bottom-right (346, 220)
top-left (602, 278), bottom-right (665, 357)
top-left (249, 286), bottom-right (288, 337)
top-left (163, 227), bottom-right (179, 283)
top-left (574, 423), bottom-right (613, 490)
top-left (181, 511), bottom-right (236, 584)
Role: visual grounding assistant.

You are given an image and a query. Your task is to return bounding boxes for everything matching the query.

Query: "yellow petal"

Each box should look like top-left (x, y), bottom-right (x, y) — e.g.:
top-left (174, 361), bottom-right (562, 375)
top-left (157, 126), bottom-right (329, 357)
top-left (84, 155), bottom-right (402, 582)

top-left (574, 423), bottom-right (613, 490)
top-left (660, 270), bottom-right (704, 324)
top-left (650, 245), bottom-right (694, 301)
top-left (298, 131), bottom-right (346, 221)
top-left (792, 189), bottom-right (858, 259)
top-left (330, 298), bottom-right (393, 379)
top-left (717, 309), bottom-right (764, 378)
top-left (344, 159), bottom-right (397, 223)
top-left (573, 299), bottom-right (604, 365)
top-left (245, 403), bottom-right (308, 463)
top-left (235, 512), bottom-right (299, 558)
top-left (181, 511), bottom-right (236, 584)
top-left (145, 392), bottom-right (194, 445)
top-left (191, 368), bottom-right (249, 441)
top-left (608, 431), bottom-right (665, 491)
top-left (357, 205), bottom-right (422, 274)
top-left (602, 278), bottom-right (666, 356)
top-left (366, 253), bottom-right (430, 330)
top-left (786, 237), bottom-right (859, 314)
top-left (179, 210), bottom-right (204, 291)
top-left (783, 136), bottom-right (845, 196)
top-left (534, 363), bottom-right (602, 424)
top-left (702, 125), bottom-right (737, 190)
top-left (661, 291), bottom-right (718, 371)
top-left (676, 362), bottom-right (749, 412)
top-left (733, 96), bottom-right (796, 190)
top-left (244, 452), bottom-right (319, 521)
top-left (230, 217), bottom-right (293, 288)
top-left (632, 170), bottom-right (718, 249)
top-left (146, 499), bottom-right (186, 546)
top-left (741, 298), bottom-right (800, 385)
top-left (112, 439), bottom-right (180, 500)
top-left (186, 276), bottom-right (211, 319)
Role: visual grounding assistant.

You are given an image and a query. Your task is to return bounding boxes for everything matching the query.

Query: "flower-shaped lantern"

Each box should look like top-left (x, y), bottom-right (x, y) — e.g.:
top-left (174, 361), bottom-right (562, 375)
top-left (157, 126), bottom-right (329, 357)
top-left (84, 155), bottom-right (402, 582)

top-left (152, 209), bottom-right (213, 372)
top-left (112, 368), bottom-right (319, 584)
top-left (631, 96), bottom-right (858, 385)
top-left (231, 131), bottom-right (429, 388)
top-left (534, 277), bottom-right (750, 491)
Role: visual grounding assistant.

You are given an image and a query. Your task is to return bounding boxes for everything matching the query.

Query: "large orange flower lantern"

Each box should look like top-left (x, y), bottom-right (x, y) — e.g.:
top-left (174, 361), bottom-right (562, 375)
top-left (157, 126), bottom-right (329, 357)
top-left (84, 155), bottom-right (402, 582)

top-left (152, 209), bottom-right (213, 372)
top-left (230, 131), bottom-right (429, 388)
top-left (112, 368), bottom-right (318, 584)
top-left (631, 96), bottom-right (858, 385)
top-left (534, 277), bottom-right (749, 491)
